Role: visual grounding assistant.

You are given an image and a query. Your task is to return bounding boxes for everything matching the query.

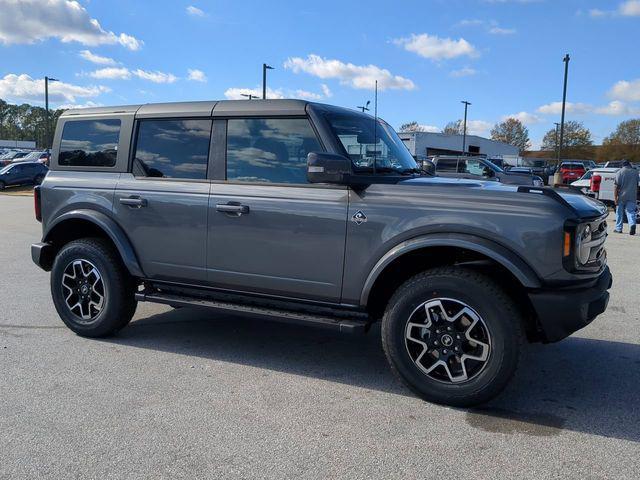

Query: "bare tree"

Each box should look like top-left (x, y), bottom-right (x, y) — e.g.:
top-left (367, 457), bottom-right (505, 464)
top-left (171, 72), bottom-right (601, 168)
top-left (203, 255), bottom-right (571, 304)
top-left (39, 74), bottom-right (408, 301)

top-left (490, 118), bottom-right (531, 153)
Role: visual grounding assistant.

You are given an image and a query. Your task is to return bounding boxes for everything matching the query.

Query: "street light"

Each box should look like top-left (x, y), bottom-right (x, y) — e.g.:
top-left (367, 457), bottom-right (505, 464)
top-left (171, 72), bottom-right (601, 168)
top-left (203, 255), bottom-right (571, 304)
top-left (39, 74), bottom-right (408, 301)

top-left (558, 54), bottom-right (570, 164)
top-left (241, 93), bottom-right (258, 100)
top-left (45, 76), bottom-right (59, 149)
top-left (461, 100), bottom-right (471, 155)
top-left (357, 100), bottom-right (371, 113)
top-left (262, 63), bottom-right (274, 99)
top-left (554, 122), bottom-right (560, 159)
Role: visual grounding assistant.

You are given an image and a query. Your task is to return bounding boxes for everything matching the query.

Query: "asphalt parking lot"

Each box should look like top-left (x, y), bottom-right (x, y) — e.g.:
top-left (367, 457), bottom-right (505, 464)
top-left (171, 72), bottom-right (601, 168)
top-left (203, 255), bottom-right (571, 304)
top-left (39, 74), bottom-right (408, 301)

top-left (1, 193), bottom-right (638, 479)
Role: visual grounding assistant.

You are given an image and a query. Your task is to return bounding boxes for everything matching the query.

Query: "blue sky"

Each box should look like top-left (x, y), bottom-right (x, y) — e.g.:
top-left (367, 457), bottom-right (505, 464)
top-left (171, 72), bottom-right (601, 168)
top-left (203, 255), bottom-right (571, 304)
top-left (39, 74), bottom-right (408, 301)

top-left (1, 0), bottom-right (639, 148)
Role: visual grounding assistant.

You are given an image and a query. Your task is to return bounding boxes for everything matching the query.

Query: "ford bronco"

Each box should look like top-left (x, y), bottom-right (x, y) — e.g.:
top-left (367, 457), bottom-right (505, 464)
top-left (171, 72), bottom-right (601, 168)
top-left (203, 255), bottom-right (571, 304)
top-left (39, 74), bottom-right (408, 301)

top-left (31, 100), bottom-right (612, 406)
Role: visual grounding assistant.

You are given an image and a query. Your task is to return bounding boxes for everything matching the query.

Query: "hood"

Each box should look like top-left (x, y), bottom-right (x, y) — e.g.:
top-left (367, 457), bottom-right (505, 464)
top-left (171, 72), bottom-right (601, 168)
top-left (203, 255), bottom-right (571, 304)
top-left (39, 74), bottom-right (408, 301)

top-left (398, 175), bottom-right (607, 219)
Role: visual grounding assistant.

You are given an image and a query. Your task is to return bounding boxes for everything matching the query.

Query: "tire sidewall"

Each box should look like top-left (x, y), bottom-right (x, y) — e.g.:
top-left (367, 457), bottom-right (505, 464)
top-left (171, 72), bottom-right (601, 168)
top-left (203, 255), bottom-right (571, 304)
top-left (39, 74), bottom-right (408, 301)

top-left (384, 273), bottom-right (519, 406)
top-left (51, 241), bottom-right (126, 336)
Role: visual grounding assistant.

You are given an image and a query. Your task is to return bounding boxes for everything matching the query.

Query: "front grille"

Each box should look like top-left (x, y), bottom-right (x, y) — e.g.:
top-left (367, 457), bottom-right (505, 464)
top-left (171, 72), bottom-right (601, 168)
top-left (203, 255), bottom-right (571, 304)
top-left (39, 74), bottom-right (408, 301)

top-left (583, 215), bottom-right (608, 270)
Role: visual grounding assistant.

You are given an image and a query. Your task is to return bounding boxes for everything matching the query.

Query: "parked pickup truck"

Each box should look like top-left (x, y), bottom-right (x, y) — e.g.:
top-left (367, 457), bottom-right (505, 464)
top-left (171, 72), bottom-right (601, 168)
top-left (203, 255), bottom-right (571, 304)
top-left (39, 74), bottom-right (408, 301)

top-left (426, 155), bottom-right (544, 186)
top-left (587, 167), bottom-right (640, 209)
top-left (31, 100), bottom-right (611, 407)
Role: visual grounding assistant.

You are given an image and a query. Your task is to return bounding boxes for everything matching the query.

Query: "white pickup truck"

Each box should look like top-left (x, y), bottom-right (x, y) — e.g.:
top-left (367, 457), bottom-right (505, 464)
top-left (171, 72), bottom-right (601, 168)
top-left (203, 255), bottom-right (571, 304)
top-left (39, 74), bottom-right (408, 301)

top-left (572, 167), bottom-right (640, 208)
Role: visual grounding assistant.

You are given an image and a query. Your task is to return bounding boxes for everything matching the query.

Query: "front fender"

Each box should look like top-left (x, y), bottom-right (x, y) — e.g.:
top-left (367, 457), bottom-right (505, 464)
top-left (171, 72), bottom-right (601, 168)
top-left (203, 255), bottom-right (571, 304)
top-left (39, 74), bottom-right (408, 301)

top-left (360, 233), bottom-right (542, 306)
top-left (43, 209), bottom-right (144, 278)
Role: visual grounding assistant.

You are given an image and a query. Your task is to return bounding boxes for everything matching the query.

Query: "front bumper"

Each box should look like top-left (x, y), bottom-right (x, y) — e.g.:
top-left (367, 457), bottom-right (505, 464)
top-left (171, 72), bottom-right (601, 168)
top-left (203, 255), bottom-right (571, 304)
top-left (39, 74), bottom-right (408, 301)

top-left (31, 242), bottom-right (54, 271)
top-left (528, 266), bottom-right (612, 342)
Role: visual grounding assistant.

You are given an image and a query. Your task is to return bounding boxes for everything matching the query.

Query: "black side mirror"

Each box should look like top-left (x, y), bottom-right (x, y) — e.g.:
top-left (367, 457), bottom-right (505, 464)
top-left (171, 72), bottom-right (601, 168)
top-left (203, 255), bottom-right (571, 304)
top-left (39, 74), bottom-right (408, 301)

top-left (422, 160), bottom-right (436, 176)
top-left (307, 152), bottom-right (352, 184)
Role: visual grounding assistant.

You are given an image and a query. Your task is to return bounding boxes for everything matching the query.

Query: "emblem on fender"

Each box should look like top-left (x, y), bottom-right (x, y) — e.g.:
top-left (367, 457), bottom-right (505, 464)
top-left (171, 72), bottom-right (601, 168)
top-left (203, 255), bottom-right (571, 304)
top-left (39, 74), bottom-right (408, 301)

top-left (351, 210), bottom-right (367, 225)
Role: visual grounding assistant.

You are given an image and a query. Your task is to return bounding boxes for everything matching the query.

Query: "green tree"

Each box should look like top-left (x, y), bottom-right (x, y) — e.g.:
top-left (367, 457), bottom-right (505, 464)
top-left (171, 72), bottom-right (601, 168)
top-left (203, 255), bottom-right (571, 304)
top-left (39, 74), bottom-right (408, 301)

top-left (599, 119), bottom-right (640, 163)
top-left (442, 120), bottom-right (463, 135)
top-left (0, 98), bottom-right (66, 148)
top-left (490, 118), bottom-right (531, 153)
top-left (541, 121), bottom-right (594, 159)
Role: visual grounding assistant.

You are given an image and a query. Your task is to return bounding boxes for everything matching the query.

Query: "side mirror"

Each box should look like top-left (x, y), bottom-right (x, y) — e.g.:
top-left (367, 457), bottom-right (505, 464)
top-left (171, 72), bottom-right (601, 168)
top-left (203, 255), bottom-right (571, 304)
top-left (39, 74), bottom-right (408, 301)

top-left (307, 152), bottom-right (352, 184)
top-left (422, 159), bottom-right (436, 176)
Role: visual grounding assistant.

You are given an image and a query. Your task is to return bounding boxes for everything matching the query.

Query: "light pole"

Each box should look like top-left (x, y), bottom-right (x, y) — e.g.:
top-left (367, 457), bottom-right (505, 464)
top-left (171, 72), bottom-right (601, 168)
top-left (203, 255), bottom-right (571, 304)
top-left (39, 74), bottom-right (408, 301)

top-left (45, 76), bottom-right (59, 149)
top-left (461, 100), bottom-right (471, 155)
top-left (554, 122), bottom-right (560, 161)
top-left (262, 63), bottom-right (274, 99)
top-left (357, 100), bottom-right (371, 113)
top-left (241, 93), bottom-right (258, 100)
top-left (558, 54), bottom-right (570, 164)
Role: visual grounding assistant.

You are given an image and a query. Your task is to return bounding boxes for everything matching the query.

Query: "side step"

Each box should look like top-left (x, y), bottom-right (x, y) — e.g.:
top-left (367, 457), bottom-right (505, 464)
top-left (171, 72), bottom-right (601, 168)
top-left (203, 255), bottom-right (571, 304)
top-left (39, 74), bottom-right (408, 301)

top-left (135, 291), bottom-right (369, 334)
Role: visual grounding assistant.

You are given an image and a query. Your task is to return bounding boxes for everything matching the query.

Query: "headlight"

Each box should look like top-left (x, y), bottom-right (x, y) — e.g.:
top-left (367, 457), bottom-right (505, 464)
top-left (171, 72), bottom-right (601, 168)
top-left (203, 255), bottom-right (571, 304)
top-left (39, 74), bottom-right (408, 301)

top-left (575, 223), bottom-right (592, 265)
top-left (563, 218), bottom-right (607, 273)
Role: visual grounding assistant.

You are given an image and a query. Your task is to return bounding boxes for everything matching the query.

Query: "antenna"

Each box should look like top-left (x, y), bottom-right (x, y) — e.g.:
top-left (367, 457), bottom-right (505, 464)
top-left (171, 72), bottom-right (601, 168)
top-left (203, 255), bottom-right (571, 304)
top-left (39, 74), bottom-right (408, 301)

top-left (373, 80), bottom-right (378, 174)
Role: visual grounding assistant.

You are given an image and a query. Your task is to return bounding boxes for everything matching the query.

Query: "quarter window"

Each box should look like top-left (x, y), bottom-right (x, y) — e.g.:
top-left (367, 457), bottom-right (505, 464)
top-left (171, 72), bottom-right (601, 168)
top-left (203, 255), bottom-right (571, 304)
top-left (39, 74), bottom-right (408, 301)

top-left (59, 119), bottom-right (121, 167)
top-left (132, 119), bottom-right (212, 179)
top-left (226, 118), bottom-right (321, 184)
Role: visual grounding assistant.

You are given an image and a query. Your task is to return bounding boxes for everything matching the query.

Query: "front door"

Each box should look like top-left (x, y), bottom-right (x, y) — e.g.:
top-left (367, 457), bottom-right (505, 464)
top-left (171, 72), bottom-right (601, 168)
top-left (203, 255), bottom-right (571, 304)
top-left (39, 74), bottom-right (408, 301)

top-left (114, 118), bottom-right (213, 283)
top-left (206, 117), bottom-right (348, 302)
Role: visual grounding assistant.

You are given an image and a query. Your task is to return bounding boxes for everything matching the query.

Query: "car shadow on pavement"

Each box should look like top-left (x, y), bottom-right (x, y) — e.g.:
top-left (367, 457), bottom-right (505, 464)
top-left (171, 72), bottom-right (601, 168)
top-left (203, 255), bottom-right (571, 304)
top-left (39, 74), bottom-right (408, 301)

top-left (109, 307), bottom-right (640, 443)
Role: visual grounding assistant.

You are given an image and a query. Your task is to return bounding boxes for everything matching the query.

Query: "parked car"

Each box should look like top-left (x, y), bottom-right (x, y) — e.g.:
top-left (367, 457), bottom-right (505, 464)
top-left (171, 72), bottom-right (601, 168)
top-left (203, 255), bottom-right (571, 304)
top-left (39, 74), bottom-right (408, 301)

top-left (15, 150), bottom-right (51, 166)
top-left (587, 167), bottom-right (640, 209)
top-left (569, 169), bottom-right (594, 195)
top-left (0, 150), bottom-right (29, 166)
top-left (31, 100), bottom-right (611, 407)
top-left (427, 155), bottom-right (544, 186)
top-left (0, 161), bottom-right (48, 190)
top-left (559, 161), bottom-right (586, 184)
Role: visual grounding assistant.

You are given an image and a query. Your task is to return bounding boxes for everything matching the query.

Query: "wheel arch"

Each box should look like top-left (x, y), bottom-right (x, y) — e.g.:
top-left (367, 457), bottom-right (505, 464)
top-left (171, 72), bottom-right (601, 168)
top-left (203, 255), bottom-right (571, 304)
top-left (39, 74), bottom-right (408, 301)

top-left (42, 210), bottom-right (143, 278)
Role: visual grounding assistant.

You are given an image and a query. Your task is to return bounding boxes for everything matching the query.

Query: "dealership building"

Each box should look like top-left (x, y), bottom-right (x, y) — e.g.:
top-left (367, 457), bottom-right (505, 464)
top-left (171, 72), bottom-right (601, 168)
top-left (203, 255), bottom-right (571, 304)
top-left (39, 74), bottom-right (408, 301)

top-left (399, 131), bottom-right (518, 159)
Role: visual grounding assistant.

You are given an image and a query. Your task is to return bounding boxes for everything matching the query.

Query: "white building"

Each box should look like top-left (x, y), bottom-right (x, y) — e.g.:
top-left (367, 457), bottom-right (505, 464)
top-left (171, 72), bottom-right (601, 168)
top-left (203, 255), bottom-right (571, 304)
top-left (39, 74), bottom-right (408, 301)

top-left (399, 131), bottom-right (518, 159)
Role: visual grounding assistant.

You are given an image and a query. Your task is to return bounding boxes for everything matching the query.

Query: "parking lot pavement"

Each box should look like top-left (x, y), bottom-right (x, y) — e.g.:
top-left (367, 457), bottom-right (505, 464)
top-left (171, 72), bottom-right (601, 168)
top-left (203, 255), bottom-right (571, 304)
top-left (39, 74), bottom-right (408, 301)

top-left (1, 195), bottom-right (638, 479)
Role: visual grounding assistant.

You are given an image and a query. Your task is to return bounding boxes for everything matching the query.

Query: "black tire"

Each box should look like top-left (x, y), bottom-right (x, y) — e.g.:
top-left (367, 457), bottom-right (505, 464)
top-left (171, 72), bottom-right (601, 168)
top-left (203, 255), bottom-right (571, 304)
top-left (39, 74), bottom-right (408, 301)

top-left (51, 238), bottom-right (137, 337)
top-left (381, 267), bottom-right (523, 407)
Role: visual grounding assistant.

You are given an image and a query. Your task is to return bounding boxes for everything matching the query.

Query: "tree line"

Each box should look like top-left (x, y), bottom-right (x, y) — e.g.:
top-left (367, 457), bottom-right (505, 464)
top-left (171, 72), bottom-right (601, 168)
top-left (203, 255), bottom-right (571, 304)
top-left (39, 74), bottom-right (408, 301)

top-left (400, 117), bottom-right (640, 162)
top-left (0, 98), bottom-right (66, 148)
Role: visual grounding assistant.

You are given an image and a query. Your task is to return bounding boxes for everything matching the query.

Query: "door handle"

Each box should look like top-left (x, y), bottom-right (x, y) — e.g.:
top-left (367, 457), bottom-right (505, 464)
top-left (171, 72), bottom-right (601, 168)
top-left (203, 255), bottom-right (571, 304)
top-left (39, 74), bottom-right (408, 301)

top-left (216, 203), bottom-right (249, 215)
top-left (119, 196), bottom-right (147, 208)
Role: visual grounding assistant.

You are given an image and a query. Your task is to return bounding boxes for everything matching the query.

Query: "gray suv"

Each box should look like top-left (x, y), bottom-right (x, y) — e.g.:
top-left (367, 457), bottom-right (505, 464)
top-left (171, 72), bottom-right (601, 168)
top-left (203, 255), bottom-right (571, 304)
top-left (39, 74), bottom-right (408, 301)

top-left (31, 100), bottom-right (612, 407)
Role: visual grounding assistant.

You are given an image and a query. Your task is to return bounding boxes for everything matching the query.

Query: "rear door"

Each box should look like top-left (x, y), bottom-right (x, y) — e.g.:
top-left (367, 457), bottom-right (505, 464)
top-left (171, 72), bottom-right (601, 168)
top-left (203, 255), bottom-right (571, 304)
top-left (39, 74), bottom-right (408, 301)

top-left (206, 117), bottom-right (348, 302)
top-left (114, 117), bottom-right (213, 283)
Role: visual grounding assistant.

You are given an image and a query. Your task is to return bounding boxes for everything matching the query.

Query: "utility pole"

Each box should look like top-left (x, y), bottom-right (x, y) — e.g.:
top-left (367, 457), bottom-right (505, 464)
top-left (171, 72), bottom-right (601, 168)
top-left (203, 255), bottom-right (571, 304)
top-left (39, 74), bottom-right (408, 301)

top-left (558, 54), bottom-right (570, 164)
top-left (44, 76), bottom-right (59, 149)
top-left (461, 100), bottom-right (471, 155)
top-left (554, 122), bottom-right (560, 161)
top-left (262, 63), bottom-right (274, 99)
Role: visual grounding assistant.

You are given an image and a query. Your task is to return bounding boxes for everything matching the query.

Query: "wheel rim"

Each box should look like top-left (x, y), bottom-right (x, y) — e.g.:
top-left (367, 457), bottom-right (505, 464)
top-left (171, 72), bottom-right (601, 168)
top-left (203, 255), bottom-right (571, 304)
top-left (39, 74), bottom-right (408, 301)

top-left (405, 298), bottom-right (491, 384)
top-left (61, 259), bottom-right (105, 323)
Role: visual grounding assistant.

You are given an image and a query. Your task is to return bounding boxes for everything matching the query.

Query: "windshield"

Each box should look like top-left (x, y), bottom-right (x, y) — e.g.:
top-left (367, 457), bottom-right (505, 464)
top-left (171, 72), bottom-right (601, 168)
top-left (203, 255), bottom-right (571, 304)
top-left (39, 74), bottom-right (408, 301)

top-left (483, 159), bottom-right (504, 173)
top-left (0, 164), bottom-right (13, 174)
top-left (324, 112), bottom-right (419, 174)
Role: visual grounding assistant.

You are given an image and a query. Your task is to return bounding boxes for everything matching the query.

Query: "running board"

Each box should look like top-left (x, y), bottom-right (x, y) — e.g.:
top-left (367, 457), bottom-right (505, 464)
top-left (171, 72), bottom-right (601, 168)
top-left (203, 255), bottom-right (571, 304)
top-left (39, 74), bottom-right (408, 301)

top-left (135, 291), bottom-right (368, 334)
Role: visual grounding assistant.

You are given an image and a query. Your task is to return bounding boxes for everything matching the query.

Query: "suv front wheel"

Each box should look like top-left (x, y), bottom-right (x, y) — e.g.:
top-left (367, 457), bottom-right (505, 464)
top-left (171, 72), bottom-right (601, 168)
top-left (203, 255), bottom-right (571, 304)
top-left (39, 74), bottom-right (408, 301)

top-left (51, 238), bottom-right (137, 337)
top-left (382, 267), bottom-right (523, 407)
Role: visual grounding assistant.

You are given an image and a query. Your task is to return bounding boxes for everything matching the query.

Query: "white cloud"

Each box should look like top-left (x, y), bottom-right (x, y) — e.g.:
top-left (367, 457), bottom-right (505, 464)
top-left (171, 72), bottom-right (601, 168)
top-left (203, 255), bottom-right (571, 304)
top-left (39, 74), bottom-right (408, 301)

top-left (608, 78), bottom-right (640, 102)
top-left (489, 26), bottom-right (516, 34)
top-left (595, 101), bottom-right (640, 115)
top-left (187, 69), bottom-right (207, 82)
top-left (294, 90), bottom-right (322, 100)
top-left (321, 84), bottom-right (332, 98)
top-left (0, 73), bottom-right (108, 104)
top-left (57, 100), bottom-right (103, 110)
top-left (186, 5), bottom-right (206, 17)
top-left (79, 49), bottom-right (117, 65)
top-left (224, 87), bottom-right (284, 100)
top-left (450, 67), bottom-right (477, 78)
top-left (89, 67), bottom-right (131, 80)
top-left (133, 69), bottom-right (177, 83)
top-left (0, 0), bottom-right (142, 50)
top-left (589, 8), bottom-right (607, 17)
top-left (284, 54), bottom-right (415, 91)
top-left (503, 111), bottom-right (543, 125)
top-left (394, 33), bottom-right (478, 60)
top-left (537, 101), bottom-right (593, 115)
top-left (619, 0), bottom-right (640, 16)
top-left (466, 120), bottom-right (493, 136)
top-left (457, 19), bottom-right (484, 27)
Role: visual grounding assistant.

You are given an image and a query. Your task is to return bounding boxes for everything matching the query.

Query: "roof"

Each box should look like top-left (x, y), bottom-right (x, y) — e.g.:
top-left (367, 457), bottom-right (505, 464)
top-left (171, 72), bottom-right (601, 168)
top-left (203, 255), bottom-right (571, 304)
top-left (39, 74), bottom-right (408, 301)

top-left (60, 99), bottom-right (313, 118)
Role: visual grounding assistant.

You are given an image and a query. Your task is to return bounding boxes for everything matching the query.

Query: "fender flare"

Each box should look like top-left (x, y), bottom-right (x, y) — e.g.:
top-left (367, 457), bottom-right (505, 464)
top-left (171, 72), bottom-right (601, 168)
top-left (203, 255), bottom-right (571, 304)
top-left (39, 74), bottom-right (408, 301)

top-left (360, 233), bottom-right (542, 306)
top-left (43, 209), bottom-right (144, 278)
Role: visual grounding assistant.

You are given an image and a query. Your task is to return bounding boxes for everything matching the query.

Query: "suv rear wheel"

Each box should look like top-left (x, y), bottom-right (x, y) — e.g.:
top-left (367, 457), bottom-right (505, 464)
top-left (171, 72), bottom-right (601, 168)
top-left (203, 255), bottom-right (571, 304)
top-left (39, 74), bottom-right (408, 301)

top-left (381, 267), bottom-right (523, 407)
top-left (51, 238), bottom-right (137, 337)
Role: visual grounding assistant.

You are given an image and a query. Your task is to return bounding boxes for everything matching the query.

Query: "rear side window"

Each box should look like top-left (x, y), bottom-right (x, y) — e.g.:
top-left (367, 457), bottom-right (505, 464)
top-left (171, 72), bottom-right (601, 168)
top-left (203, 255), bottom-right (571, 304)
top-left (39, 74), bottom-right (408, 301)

top-left (436, 159), bottom-right (458, 172)
top-left (226, 118), bottom-right (321, 184)
top-left (132, 119), bottom-right (212, 179)
top-left (59, 119), bottom-right (121, 167)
